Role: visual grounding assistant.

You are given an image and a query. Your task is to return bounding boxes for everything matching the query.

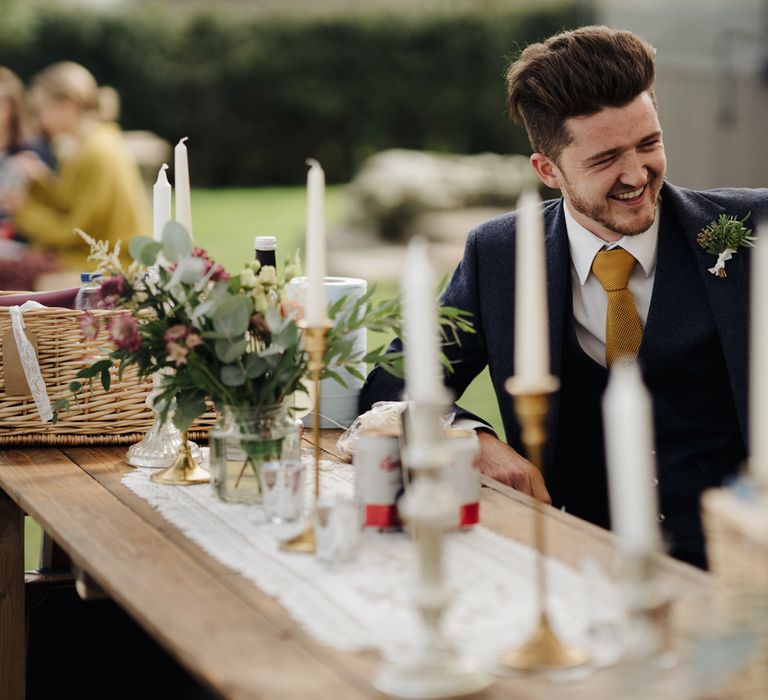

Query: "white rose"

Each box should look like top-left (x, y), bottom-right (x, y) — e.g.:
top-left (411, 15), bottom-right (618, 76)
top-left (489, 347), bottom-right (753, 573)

top-left (240, 268), bottom-right (258, 288)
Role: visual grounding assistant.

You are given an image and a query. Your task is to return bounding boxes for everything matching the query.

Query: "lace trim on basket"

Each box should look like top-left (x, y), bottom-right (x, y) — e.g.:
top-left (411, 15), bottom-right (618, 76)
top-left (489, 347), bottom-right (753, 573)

top-left (9, 302), bottom-right (52, 423)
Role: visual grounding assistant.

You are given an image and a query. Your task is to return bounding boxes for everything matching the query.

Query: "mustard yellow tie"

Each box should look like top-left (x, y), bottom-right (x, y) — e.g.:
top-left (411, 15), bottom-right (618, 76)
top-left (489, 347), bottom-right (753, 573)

top-left (591, 248), bottom-right (643, 367)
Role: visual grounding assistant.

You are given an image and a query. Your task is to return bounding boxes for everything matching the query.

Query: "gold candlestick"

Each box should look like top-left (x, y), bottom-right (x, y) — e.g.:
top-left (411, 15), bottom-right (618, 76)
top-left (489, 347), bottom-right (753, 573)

top-left (281, 322), bottom-right (330, 553)
top-left (499, 376), bottom-right (589, 671)
top-left (150, 430), bottom-right (210, 485)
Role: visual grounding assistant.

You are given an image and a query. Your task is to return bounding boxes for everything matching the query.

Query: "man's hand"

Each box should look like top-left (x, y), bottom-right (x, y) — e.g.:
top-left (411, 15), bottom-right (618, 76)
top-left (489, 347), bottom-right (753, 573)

top-left (475, 430), bottom-right (551, 504)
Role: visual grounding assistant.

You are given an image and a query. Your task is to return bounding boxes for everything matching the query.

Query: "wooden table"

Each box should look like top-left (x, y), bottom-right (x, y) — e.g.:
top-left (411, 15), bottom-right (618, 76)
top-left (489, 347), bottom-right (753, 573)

top-left (0, 431), bottom-right (716, 699)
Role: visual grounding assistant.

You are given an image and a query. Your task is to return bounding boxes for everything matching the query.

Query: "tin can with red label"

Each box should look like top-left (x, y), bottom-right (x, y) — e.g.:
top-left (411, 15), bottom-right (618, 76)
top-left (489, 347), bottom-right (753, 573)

top-left (444, 429), bottom-right (481, 528)
top-left (354, 433), bottom-right (403, 529)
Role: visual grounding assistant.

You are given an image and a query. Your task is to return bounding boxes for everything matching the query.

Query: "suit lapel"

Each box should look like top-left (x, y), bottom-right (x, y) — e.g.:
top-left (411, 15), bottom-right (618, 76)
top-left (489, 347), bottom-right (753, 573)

top-left (543, 200), bottom-right (570, 466)
top-left (661, 182), bottom-right (750, 442)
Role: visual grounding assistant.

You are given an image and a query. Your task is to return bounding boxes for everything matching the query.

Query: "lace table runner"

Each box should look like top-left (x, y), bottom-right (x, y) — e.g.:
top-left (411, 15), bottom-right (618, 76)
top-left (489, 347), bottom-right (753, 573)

top-left (122, 455), bottom-right (619, 667)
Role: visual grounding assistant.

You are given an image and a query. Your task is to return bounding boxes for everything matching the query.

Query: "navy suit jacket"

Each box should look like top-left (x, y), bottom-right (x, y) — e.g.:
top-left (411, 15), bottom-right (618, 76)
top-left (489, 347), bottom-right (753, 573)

top-left (359, 182), bottom-right (768, 482)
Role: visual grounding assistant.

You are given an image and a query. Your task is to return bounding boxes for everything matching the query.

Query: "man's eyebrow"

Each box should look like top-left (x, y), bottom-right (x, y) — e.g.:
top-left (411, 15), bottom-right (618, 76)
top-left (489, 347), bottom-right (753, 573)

top-left (584, 131), bottom-right (662, 164)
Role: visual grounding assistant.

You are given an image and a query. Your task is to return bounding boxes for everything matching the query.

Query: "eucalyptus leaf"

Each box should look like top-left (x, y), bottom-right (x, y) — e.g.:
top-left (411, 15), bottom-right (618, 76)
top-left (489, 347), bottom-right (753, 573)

top-left (186, 256), bottom-right (208, 284)
top-left (221, 364), bottom-right (246, 387)
top-left (265, 305), bottom-right (283, 333)
top-left (259, 343), bottom-right (284, 357)
top-left (191, 280), bottom-right (229, 320)
top-left (162, 221), bottom-right (193, 262)
top-left (277, 318), bottom-right (298, 348)
top-left (129, 237), bottom-right (163, 266)
top-left (173, 391), bottom-right (206, 433)
top-left (245, 354), bottom-right (267, 378)
top-left (214, 337), bottom-right (247, 363)
top-left (213, 295), bottom-right (251, 337)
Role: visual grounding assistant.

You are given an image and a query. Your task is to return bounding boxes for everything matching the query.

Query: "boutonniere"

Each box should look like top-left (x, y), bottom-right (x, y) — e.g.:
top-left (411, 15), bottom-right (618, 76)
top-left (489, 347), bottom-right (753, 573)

top-left (697, 212), bottom-right (756, 278)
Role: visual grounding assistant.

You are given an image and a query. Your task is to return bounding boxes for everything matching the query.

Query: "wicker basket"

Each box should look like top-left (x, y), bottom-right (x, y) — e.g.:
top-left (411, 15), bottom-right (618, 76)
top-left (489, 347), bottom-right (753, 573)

top-left (0, 305), bottom-right (214, 446)
top-left (701, 487), bottom-right (768, 697)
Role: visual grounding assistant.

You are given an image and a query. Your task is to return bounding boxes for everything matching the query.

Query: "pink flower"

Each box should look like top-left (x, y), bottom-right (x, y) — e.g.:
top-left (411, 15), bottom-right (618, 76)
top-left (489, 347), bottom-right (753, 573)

top-left (98, 276), bottom-right (127, 308)
top-left (79, 311), bottom-right (100, 340)
top-left (190, 246), bottom-right (230, 282)
top-left (280, 298), bottom-right (304, 321)
top-left (107, 313), bottom-right (142, 352)
top-left (162, 325), bottom-right (201, 365)
top-left (167, 342), bottom-right (190, 365)
top-left (209, 263), bottom-right (230, 282)
top-left (164, 324), bottom-right (188, 342)
top-left (185, 332), bottom-right (203, 348)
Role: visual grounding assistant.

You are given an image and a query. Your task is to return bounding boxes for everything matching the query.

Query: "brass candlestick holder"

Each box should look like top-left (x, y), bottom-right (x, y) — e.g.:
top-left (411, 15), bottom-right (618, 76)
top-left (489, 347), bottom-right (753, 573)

top-left (499, 376), bottom-right (589, 671)
top-left (150, 430), bottom-right (210, 485)
top-left (281, 322), bottom-right (330, 553)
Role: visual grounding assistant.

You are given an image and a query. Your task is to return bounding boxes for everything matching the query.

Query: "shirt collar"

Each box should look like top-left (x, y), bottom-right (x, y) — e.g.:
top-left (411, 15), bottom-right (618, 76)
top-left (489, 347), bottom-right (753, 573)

top-left (563, 199), bottom-right (660, 286)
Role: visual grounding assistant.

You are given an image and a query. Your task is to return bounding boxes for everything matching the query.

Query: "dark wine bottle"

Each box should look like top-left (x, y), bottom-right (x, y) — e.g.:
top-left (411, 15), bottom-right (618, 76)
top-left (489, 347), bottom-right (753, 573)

top-left (254, 235), bottom-right (277, 267)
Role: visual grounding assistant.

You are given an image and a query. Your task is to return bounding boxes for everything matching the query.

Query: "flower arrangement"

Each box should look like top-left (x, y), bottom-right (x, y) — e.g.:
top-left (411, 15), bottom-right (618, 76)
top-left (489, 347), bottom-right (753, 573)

top-left (54, 224), bottom-right (472, 435)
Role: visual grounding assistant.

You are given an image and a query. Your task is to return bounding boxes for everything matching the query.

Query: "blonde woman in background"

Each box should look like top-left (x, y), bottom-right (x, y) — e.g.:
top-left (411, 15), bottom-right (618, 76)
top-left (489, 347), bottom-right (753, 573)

top-left (0, 66), bottom-right (60, 289)
top-left (0, 66), bottom-right (54, 236)
top-left (11, 61), bottom-right (148, 270)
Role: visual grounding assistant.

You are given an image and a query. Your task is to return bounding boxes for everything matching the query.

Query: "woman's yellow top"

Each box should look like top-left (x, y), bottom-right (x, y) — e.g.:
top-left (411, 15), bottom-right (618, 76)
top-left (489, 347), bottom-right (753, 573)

top-left (15, 122), bottom-right (149, 270)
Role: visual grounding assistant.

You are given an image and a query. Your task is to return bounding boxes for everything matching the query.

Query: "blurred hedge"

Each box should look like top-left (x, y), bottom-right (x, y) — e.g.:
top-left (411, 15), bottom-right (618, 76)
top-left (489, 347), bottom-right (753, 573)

top-left (0, 3), bottom-right (591, 185)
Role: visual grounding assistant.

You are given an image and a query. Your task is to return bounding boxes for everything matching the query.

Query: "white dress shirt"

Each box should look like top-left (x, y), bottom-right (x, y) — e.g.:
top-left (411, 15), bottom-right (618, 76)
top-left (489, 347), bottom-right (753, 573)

top-left (565, 201), bottom-right (659, 367)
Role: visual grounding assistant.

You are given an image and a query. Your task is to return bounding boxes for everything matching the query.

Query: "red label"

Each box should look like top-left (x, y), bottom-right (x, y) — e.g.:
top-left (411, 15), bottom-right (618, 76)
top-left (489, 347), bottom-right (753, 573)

top-left (459, 502), bottom-right (479, 527)
top-left (365, 504), bottom-right (400, 527)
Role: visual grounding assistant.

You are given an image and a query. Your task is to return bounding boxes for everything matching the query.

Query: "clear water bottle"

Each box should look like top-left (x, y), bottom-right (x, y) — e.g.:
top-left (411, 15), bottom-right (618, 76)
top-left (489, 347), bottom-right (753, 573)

top-left (254, 235), bottom-right (277, 267)
top-left (74, 272), bottom-right (103, 310)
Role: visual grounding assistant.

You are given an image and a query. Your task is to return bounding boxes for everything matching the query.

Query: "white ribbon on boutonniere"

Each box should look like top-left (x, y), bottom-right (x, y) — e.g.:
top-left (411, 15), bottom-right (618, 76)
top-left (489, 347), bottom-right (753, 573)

top-left (707, 247), bottom-right (738, 278)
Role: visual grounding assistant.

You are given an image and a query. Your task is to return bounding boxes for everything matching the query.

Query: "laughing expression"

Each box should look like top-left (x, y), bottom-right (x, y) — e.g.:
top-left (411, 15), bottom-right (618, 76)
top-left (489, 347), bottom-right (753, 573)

top-left (531, 91), bottom-right (667, 242)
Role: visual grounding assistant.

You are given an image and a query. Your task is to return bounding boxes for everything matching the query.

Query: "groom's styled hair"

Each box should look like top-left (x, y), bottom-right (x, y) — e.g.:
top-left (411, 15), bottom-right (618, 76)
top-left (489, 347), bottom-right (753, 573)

top-left (506, 26), bottom-right (657, 161)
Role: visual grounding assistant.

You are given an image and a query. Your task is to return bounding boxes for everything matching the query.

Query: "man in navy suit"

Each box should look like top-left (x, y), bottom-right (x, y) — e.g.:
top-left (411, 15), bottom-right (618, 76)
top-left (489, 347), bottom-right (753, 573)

top-left (359, 25), bottom-right (768, 568)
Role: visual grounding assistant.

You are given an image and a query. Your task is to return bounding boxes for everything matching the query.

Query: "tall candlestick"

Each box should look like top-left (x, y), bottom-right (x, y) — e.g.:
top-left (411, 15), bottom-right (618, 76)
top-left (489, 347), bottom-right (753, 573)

top-left (603, 362), bottom-right (661, 555)
top-left (514, 190), bottom-right (550, 388)
top-left (750, 232), bottom-right (768, 484)
top-left (153, 163), bottom-right (171, 242)
top-left (174, 137), bottom-right (192, 237)
top-left (402, 237), bottom-right (445, 406)
top-left (304, 159), bottom-right (327, 325)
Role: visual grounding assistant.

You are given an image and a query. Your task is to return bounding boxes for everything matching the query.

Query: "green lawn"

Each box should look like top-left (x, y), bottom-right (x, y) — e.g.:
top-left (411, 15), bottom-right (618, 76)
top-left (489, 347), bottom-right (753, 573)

top-left (193, 185), bottom-right (504, 435)
top-left (191, 186), bottom-right (344, 274)
top-left (24, 185), bottom-right (504, 569)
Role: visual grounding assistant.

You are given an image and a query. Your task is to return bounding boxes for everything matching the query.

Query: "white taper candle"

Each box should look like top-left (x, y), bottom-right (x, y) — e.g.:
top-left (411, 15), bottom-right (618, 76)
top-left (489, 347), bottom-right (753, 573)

top-left (174, 137), bottom-right (192, 237)
top-left (153, 163), bottom-right (171, 242)
top-left (603, 362), bottom-right (661, 555)
top-left (304, 158), bottom-right (327, 325)
top-left (514, 189), bottom-right (550, 389)
top-left (402, 237), bottom-right (445, 404)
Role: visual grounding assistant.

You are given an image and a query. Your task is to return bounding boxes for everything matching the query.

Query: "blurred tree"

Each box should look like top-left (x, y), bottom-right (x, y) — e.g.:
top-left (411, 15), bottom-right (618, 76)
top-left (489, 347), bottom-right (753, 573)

top-left (0, 1), bottom-right (592, 185)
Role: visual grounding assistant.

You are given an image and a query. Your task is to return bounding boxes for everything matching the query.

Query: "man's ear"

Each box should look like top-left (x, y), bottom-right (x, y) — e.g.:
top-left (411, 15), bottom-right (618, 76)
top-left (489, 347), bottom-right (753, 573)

top-left (530, 153), bottom-right (562, 190)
